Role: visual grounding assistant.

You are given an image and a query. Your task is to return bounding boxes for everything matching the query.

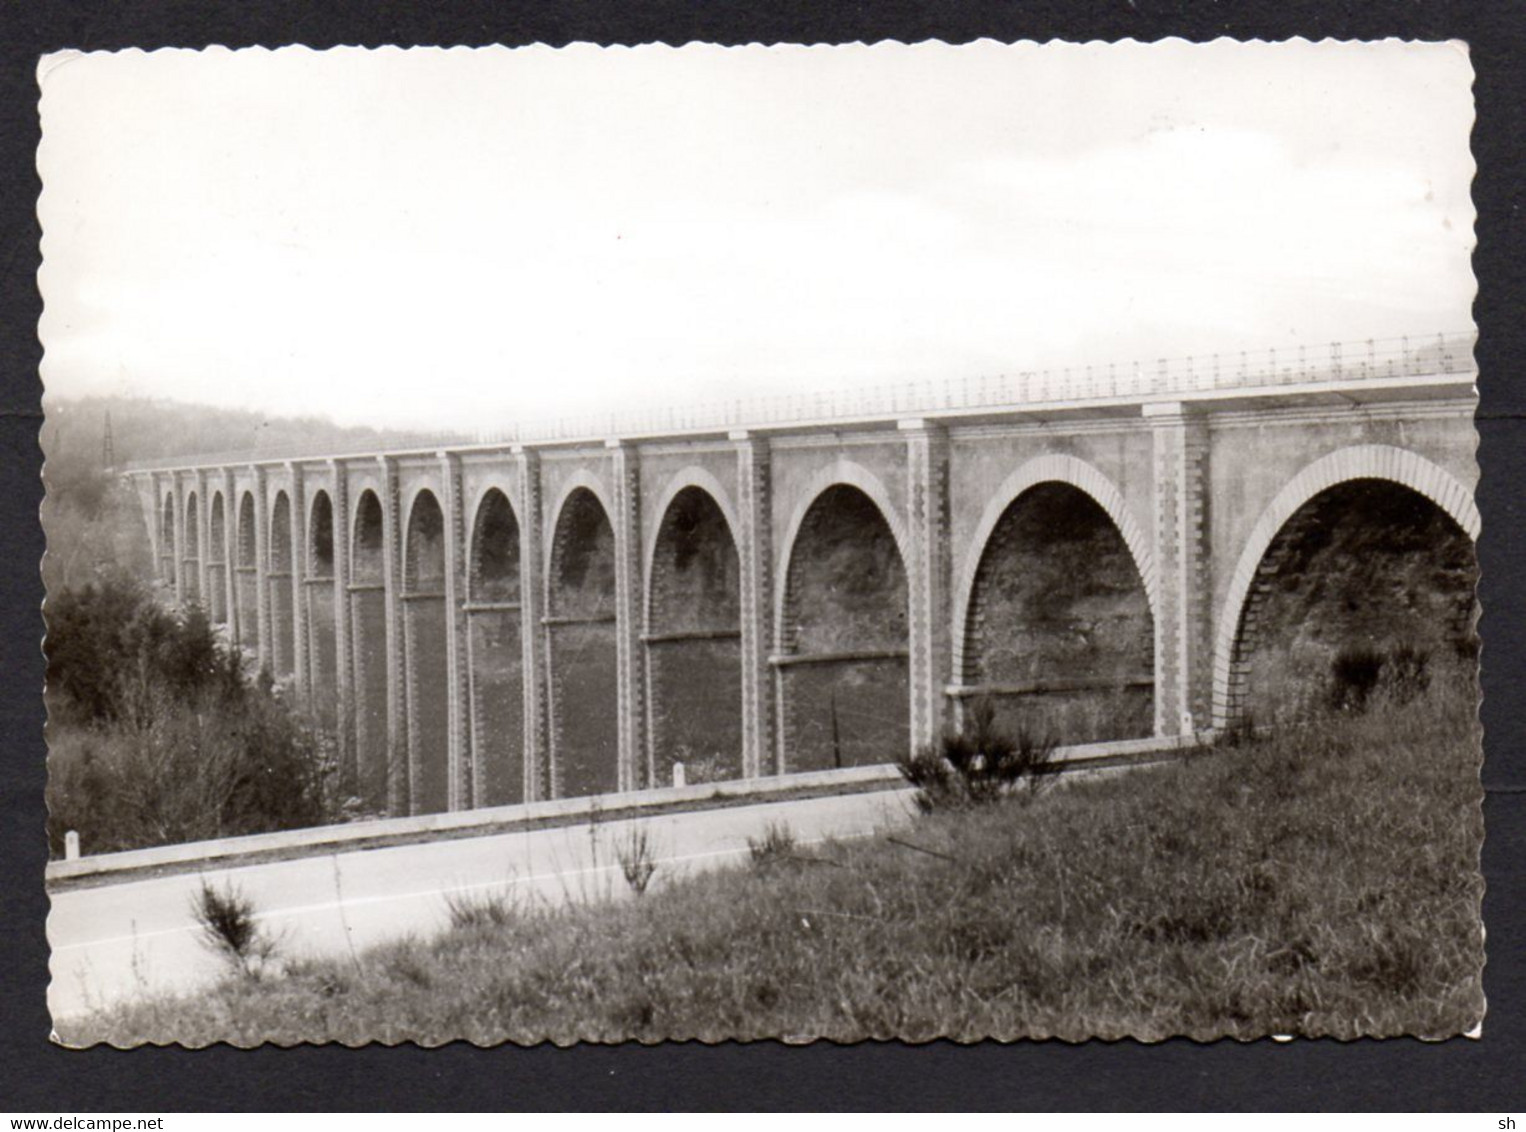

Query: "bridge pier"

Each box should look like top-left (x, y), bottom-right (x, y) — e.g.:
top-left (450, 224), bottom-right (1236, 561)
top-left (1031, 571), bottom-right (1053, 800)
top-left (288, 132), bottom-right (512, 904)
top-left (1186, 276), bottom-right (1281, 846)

top-left (170, 477), bottom-right (187, 606)
top-left (378, 456), bottom-right (408, 815)
top-left (733, 431), bottom-right (774, 778)
top-left (287, 463), bottom-right (309, 697)
top-left (903, 420), bottom-right (953, 750)
top-left (1147, 402), bottom-right (1214, 738)
top-left (194, 470), bottom-right (211, 611)
top-left (439, 452), bottom-right (471, 810)
top-left (515, 448), bottom-right (549, 801)
top-left (220, 470), bottom-right (239, 642)
top-left (609, 441), bottom-right (647, 792)
top-left (329, 460), bottom-right (355, 796)
top-left (249, 466), bottom-right (272, 674)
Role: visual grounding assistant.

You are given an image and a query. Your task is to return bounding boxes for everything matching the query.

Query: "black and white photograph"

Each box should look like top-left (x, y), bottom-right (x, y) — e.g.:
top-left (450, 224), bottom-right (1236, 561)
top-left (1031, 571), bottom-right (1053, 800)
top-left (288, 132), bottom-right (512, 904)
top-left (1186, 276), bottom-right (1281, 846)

top-left (38, 38), bottom-right (1483, 1046)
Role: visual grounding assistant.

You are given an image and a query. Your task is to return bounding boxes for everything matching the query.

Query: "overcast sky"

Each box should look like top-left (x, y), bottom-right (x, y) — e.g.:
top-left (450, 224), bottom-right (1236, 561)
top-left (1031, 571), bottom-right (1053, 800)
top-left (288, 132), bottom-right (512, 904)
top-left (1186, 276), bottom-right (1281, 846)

top-left (37, 40), bottom-right (1476, 432)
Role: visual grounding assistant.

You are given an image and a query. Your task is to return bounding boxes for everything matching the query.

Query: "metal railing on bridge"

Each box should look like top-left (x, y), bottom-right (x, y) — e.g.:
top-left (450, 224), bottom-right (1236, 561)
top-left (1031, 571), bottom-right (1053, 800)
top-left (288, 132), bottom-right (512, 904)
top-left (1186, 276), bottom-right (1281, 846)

top-left (123, 330), bottom-right (1476, 471)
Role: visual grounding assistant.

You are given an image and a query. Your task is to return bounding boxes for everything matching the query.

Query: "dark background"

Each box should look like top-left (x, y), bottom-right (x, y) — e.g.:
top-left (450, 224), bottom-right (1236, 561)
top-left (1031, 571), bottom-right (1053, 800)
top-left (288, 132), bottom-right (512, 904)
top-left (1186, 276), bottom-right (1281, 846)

top-left (2, 1), bottom-right (1522, 1112)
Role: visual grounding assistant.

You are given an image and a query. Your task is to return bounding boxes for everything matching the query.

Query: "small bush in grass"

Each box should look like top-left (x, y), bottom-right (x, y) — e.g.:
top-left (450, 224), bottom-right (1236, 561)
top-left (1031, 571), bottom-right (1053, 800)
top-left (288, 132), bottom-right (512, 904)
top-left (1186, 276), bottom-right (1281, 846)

top-left (1384, 644), bottom-right (1432, 704)
top-left (1329, 646), bottom-right (1386, 712)
top-left (443, 886), bottom-right (518, 930)
top-left (191, 879), bottom-right (276, 978)
top-left (616, 826), bottom-right (658, 896)
top-left (898, 697), bottom-right (1059, 812)
top-left (1329, 643), bottom-right (1435, 713)
top-left (747, 822), bottom-right (798, 871)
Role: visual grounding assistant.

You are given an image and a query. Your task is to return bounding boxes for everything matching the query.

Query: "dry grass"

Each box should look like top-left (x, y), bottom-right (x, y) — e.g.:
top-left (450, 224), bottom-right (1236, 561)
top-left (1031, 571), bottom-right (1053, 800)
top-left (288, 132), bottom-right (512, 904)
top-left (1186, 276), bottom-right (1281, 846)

top-left (61, 682), bottom-right (1483, 1046)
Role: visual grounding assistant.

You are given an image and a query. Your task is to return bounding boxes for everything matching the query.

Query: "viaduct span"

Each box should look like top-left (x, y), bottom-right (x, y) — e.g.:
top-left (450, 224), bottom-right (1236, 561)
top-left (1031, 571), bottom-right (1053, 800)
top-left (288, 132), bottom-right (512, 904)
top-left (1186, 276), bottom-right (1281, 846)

top-left (128, 334), bottom-right (1479, 817)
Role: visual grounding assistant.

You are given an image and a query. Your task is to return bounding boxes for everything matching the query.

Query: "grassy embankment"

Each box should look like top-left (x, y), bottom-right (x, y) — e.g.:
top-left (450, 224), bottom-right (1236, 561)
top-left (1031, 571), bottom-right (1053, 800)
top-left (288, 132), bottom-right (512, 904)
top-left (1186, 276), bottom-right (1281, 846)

top-left (62, 679), bottom-right (1484, 1046)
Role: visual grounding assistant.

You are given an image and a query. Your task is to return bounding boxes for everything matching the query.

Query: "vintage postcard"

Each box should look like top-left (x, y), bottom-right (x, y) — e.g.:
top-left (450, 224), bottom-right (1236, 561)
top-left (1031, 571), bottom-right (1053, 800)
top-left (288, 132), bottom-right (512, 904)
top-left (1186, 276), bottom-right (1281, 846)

top-left (38, 40), bottom-right (1482, 1045)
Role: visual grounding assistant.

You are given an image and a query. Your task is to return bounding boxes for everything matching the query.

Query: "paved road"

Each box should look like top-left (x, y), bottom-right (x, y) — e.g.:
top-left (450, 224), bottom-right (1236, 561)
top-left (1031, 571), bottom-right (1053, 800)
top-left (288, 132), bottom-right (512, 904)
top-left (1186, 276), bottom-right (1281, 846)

top-left (48, 787), bottom-right (918, 1022)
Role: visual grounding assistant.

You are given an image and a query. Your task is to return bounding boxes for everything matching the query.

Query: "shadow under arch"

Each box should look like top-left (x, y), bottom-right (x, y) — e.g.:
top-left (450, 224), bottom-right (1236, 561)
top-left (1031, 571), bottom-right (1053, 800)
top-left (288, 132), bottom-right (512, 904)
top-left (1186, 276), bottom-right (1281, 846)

top-left (349, 488), bottom-right (390, 811)
top-left (234, 491), bottom-right (257, 653)
top-left (775, 477), bottom-right (909, 771)
top-left (402, 488), bottom-right (450, 814)
top-left (466, 485), bottom-right (527, 805)
top-left (268, 490), bottom-right (295, 679)
top-left (952, 455), bottom-right (1156, 744)
top-left (546, 484), bottom-right (619, 798)
top-left (159, 491), bottom-right (177, 589)
top-left (645, 479), bottom-right (743, 786)
top-left (304, 489), bottom-right (339, 734)
top-left (1213, 444), bottom-right (1479, 728)
top-left (182, 490), bottom-right (201, 604)
top-left (206, 491), bottom-right (228, 625)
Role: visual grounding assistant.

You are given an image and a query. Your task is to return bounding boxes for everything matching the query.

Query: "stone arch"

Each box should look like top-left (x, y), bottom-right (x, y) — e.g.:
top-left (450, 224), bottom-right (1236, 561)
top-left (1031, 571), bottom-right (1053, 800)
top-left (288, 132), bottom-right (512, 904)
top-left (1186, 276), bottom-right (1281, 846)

top-left (469, 486), bottom-right (521, 603)
top-left (775, 480), bottom-right (910, 771)
top-left (951, 454), bottom-right (1156, 680)
top-left (267, 491), bottom-right (296, 678)
top-left (774, 458), bottom-right (908, 647)
top-left (304, 489), bottom-right (339, 733)
top-left (641, 466), bottom-right (741, 609)
top-left (182, 490), bottom-right (201, 603)
top-left (348, 489), bottom-right (389, 809)
top-left (350, 489), bottom-right (385, 581)
top-left (949, 454), bottom-right (1157, 744)
top-left (269, 491), bottom-right (293, 572)
top-left (308, 490), bottom-right (335, 579)
top-left (545, 469), bottom-right (615, 579)
top-left (236, 491), bottom-right (257, 568)
top-left (402, 488), bottom-right (450, 814)
top-left (466, 486), bottom-right (526, 805)
top-left (207, 491), bottom-right (228, 625)
top-left (645, 480), bottom-right (743, 785)
top-left (1213, 444), bottom-right (1480, 727)
top-left (546, 484), bottom-right (619, 798)
top-left (233, 491), bottom-right (258, 651)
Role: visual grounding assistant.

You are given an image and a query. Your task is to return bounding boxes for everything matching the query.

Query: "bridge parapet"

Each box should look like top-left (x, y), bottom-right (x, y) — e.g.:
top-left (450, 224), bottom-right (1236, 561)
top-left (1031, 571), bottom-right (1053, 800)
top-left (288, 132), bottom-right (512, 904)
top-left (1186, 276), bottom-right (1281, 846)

top-left (121, 331), bottom-right (1474, 474)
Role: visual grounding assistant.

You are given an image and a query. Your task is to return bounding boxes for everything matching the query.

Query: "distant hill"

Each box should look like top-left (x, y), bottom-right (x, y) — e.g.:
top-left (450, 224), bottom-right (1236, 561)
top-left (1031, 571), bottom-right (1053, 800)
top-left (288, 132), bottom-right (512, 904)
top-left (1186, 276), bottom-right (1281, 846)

top-left (40, 396), bottom-right (468, 595)
top-left (43, 394), bottom-right (466, 476)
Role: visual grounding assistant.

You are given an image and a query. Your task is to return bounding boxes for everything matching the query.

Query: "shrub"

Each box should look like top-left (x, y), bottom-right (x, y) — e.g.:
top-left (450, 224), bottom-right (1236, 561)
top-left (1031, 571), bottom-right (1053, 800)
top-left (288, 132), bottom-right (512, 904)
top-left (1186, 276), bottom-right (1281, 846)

top-left (46, 684), bottom-right (335, 856)
top-left (45, 576), bottom-right (337, 856)
top-left (45, 576), bottom-right (238, 730)
top-left (1328, 646), bottom-right (1386, 713)
top-left (616, 826), bottom-right (659, 896)
top-left (443, 887), bottom-right (519, 931)
top-left (747, 821), bottom-right (798, 871)
top-left (191, 879), bottom-right (277, 978)
top-left (1384, 644), bottom-right (1432, 705)
top-left (898, 697), bottom-right (1058, 813)
top-left (1328, 643), bottom-right (1435, 714)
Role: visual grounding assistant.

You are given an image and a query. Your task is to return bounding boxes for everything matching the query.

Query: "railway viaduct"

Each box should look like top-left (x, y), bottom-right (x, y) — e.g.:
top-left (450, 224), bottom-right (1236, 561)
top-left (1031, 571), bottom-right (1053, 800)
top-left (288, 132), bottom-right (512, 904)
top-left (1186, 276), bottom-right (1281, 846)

top-left (127, 334), bottom-right (1479, 818)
